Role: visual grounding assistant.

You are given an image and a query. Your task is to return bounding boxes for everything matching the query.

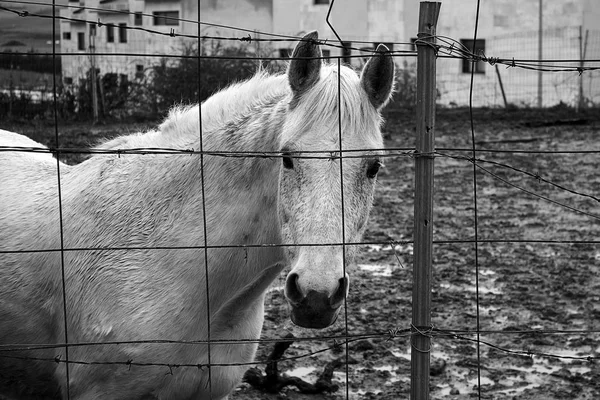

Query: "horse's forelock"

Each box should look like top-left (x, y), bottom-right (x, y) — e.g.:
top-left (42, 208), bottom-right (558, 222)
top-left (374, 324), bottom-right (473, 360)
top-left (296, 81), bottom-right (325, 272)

top-left (283, 63), bottom-right (383, 148)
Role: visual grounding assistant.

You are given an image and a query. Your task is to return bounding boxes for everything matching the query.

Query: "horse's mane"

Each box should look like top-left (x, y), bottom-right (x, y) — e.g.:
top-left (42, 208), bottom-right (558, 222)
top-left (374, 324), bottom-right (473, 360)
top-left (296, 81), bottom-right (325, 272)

top-left (96, 71), bottom-right (288, 151)
top-left (97, 63), bottom-right (382, 151)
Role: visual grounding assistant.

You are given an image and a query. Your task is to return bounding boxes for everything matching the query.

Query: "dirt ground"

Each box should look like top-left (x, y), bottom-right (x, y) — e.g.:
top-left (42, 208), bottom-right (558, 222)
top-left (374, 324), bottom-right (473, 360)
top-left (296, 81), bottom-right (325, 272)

top-left (5, 106), bottom-right (599, 399)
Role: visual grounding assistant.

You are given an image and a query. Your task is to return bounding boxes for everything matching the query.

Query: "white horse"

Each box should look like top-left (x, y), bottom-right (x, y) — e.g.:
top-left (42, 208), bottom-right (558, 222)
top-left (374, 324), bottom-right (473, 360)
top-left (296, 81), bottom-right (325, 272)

top-left (0, 31), bottom-right (394, 399)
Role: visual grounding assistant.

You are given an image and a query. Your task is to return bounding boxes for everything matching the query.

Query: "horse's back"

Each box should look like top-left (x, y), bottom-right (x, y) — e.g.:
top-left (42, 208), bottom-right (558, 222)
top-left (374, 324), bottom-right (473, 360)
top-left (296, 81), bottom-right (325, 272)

top-left (0, 129), bottom-right (66, 399)
top-left (0, 130), bottom-right (65, 232)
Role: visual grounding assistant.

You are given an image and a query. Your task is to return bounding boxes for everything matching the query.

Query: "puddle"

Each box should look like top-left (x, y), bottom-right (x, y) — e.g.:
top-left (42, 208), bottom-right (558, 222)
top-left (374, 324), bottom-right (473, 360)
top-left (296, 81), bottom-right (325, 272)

top-left (366, 243), bottom-right (414, 254)
top-left (284, 366), bottom-right (316, 380)
top-left (358, 264), bottom-right (395, 277)
top-left (439, 282), bottom-right (503, 295)
top-left (435, 348), bottom-right (593, 397)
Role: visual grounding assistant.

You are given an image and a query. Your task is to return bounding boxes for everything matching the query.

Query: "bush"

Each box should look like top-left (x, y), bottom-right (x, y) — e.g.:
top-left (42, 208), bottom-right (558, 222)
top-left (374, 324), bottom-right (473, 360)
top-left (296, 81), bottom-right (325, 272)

top-left (389, 60), bottom-right (417, 110)
top-left (131, 40), bottom-right (260, 117)
top-left (1, 41), bottom-right (264, 121)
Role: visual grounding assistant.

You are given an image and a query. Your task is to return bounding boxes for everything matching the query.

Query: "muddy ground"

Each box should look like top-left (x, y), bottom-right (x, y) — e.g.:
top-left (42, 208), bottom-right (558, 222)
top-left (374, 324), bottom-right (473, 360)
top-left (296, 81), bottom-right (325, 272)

top-left (232, 107), bottom-right (600, 400)
top-left (5, 107), bottom-right (599, 399)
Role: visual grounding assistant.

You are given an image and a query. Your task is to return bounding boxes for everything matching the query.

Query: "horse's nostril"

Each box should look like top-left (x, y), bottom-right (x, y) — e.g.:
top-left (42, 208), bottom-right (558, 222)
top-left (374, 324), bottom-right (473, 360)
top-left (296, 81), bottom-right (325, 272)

top-left (285, 272), bottom-right (305, 305)
top-left (329, 276), bottom-right (349, 309)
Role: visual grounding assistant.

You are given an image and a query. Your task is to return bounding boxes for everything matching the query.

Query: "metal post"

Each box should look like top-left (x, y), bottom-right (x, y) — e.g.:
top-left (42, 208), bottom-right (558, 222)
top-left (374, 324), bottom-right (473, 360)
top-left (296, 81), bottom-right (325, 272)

top-left (411, 2), bottom-right (440, 400)
top-left (495, 64), bottom-right (508, 108)
top-left (537, 0), bottom-right (543, 107)
top-left (578, 26), bottom-right (589, 111)
top-left (89, 26), bottom-right (98, 123)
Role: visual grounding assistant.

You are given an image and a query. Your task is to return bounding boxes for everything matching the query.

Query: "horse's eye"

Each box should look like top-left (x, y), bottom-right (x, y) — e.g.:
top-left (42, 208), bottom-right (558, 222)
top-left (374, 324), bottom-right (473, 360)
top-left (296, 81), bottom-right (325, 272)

top-left (366, 160), bottom-right (382, 179)
top-left (282, 153), bottom-right (294, 170)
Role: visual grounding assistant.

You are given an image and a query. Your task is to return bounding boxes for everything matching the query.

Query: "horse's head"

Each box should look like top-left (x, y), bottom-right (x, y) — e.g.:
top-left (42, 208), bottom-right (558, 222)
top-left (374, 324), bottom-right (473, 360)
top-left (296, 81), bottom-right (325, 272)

top-left (278, 31), bottom-right (394, 329)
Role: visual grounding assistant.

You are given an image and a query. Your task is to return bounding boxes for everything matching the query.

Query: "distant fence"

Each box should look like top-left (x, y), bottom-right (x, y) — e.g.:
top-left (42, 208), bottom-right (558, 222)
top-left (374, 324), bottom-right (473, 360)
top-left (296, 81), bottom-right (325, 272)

top-left (435, 26), bottom-right (600, 107)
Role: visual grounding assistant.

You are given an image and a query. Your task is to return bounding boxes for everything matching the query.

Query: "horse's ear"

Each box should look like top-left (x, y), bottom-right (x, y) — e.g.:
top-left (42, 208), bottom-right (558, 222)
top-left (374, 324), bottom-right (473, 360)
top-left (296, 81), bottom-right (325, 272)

top-left (288, 31), bottom-right (322, 96)
top-left (360, 44), bottom-right (395, 110)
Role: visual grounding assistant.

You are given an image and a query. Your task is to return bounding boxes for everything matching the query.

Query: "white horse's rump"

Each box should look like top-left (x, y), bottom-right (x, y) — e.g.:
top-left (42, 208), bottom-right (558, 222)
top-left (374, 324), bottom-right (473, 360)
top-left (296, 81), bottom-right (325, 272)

top-left (0, 31), bottom-right (394, 399)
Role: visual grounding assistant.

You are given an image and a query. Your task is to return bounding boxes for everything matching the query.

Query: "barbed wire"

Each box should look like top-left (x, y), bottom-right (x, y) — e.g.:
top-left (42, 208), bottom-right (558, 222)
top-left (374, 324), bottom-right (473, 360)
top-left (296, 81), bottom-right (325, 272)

top-left (0, 326), bottom-right (597, 370)
top-left (0, 2), bottom-right (416, 57)
top-left (1, 327), bottom-right (598, 353)
top-left (1, 144), bottom-right (597, 219)
top-left (2, 237), bottom-right (600, 257)
top-left (2, 2), bottom-right (600, 74)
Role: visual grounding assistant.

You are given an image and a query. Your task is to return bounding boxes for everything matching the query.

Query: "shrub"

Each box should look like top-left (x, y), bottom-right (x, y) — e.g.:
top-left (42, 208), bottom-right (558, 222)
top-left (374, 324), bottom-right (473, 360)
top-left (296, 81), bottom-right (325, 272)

top-left (131, 40), bottom-right (260, 118)
top-left (389, 60), bottom-right (417, 110)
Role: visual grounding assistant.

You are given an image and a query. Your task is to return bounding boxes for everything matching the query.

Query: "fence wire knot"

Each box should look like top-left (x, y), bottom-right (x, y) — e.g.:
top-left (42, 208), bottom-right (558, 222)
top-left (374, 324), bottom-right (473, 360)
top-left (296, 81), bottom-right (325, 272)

top-left (485, 56), bottom-right (499, 66)
top-left (410, 324), bottom-right (433, 354)
top-left (414, 37), bottom-right (440, 56)
top-left (239, 34), bottom-right (252, 43)
top-left (331, 339), bottom-right (343, 352)
top-left (413, 150), bottom-right (435, 160)
top-left (386, 327), bottom-right (401, 342)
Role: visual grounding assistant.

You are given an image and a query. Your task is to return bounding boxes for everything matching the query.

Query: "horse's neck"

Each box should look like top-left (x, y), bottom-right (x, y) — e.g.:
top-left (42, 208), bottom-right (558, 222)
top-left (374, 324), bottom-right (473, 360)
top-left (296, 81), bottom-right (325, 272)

top-left (200, 75), bottom-right (288, 153)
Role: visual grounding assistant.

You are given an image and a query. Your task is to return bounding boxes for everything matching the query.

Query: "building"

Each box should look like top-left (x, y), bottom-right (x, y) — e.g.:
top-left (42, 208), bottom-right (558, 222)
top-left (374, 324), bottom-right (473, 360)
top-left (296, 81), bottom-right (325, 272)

top-left (59, 0), bottom-right (409, 86)
top-left (60, 0), bottom-right (190, 86)
top-left (59, 0), bottom-right (600, 107)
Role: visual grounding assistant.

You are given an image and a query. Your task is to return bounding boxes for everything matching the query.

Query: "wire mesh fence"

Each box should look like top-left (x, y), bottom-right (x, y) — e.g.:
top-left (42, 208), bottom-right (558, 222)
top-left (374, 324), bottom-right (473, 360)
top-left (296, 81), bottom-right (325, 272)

top-left (436, 26), bottom-right (600, 107)
top-left (0, 0), bottom-right (599, 399)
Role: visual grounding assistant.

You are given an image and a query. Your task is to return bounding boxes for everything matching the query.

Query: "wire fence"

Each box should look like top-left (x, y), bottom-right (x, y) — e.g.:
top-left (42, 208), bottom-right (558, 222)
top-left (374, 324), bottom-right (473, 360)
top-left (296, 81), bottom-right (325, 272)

top-left (436, 27), bottom-right (600, 107)
top-left (0, 0), bottom-right (599, 399)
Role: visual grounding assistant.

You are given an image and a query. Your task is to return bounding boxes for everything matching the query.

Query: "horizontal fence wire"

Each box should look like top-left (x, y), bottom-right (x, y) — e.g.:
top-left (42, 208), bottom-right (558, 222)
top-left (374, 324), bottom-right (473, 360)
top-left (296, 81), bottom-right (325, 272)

top-left (2, 2), bottom-right (600, 71)
top-left (0, 327), bottom-right (598, 369)
top-left (1, 145), bottom-right (597, 220)
top-left (0, 0), bottom-right (599, 397)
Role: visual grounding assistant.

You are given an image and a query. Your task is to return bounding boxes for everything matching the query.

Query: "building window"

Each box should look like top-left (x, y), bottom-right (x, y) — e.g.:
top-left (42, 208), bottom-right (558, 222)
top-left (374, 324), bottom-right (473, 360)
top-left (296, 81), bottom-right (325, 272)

top-left (118, 23), bottom-right (127, 43)
top-left (341, 41), bottom-right (352, 64)
top-left (460, 39), bottom-right (485, 74)
top-left (63, 32), bottom-right (71, 40)
top-left (153, 11), bottom-right (179, 26)
top-left (279, 48), bottom-right (290, 59)
top-left (107, 24), bottom-right (115, 43)
top-left (77, 32), bottom-right (85, 50)
top-left (134, 12), bottom-right (143, 26)
top-left (64, 77), bottom-right (73, 85)
top-left (322, 49), bottom-right (330, 61)
top-left (314, 0), bottom-right (329, 4)
top-left (135, 64), bottom-right (144, 79)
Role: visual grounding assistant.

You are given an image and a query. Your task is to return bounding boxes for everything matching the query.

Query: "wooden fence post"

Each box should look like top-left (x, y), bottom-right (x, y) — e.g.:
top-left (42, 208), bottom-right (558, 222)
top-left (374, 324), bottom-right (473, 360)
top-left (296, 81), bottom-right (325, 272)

top-left (411, 2), bottom-right (441, 399)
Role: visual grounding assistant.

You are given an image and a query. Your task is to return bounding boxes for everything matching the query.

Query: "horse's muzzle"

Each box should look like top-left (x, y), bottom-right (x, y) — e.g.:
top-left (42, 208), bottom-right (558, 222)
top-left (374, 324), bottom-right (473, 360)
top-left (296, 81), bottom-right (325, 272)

top-left (285, 273), bottom-right (348, 329)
